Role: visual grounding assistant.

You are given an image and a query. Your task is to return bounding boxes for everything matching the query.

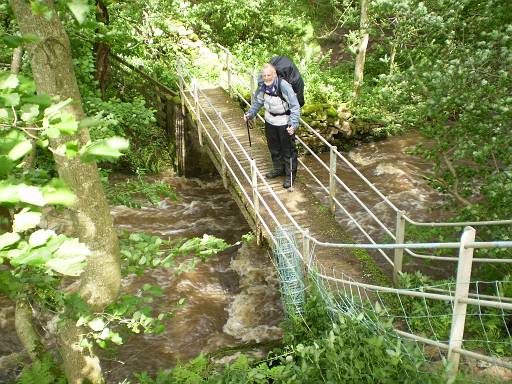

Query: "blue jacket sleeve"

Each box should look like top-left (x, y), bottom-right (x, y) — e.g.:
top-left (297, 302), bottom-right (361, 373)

top-left (280, 80), bottom-right (301, 129)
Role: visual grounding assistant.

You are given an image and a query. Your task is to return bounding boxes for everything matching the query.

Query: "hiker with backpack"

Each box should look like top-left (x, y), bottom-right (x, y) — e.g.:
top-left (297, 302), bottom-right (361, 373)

top-left (244, 58), bottom-right (303, 189)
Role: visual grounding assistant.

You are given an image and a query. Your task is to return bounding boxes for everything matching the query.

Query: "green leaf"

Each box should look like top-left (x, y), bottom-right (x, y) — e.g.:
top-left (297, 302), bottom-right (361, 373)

top-left (1, 34), bottom-right (23, 48)
top-left (67, 0), bottom-right (90, 24)
top-left (19, 185), bottom-right (45, 206)
top-left (0, 74), bottom-right (19, 90)
top-left (0, 108), bottom-right (9, 121)
top-left (42, 179), bottom-right (76, 206)
top-left (0, 155), bottom-right (15, 177)
top-left (88, 318), bottom-right (105, 332)
top-left (0, 182), bottom-right (20, 204)
top-left (22, 94), bottom-right (52, 108)
top-left (80, 137), bottom-right (129, 162)
top-left (20, 103), bottom-right (40, 122)
top-left (20, 33), bottom-right (40, 45)
top-left (46, 246), bottom-right (87, 276)
top-left (0, 232), bottom-right (21, 251)
top-left (54, 238), bottom-right (91, 259)
top-left (0, 93), bottom-right (20, 107)
top-left (109, 331), bottom-right (123, 345)
top-left (44, 126), bottom-right (60, 139)
top-left (78, 117), bottom-right (100, 129)
top-left (51, 112), bottom-right (78, 135)
top-left (44, 98), bottom-right (72, 117)
top-left (11, 246), bottom-right (52, 267)
top-left (29, 229), bottom-right (56, 247)
top-left (8, 140), bottom-right (32, 161)
top-left (55, 141), bottom-right (79, 158)
top-left (30, 0), bottom-right (53, 20)
top-left (13, 209), bottom-right (41, 232)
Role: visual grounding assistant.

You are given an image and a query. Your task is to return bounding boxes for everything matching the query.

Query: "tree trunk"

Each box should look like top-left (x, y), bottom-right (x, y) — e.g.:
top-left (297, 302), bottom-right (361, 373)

top-left (353, 0), bottom-right (369, 97)
top-left (94, 0), bottom-right (110, 98)
top-left (14, 299), bottom-right (42, 361)
top-left (10, 46), bottom-right (23, 74)
top-left (10, 1), bottom-right (121, 382)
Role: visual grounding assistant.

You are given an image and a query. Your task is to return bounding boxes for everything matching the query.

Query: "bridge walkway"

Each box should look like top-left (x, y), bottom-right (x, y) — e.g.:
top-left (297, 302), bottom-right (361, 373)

top-left (192, 87), bottom-right (368, 282)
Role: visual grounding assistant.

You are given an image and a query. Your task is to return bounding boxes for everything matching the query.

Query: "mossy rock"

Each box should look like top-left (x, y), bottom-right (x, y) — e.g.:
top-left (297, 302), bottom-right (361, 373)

top-left (326, 106), bottom-right (337, 118)
top-left (301, 103), bottom-right (329, 116)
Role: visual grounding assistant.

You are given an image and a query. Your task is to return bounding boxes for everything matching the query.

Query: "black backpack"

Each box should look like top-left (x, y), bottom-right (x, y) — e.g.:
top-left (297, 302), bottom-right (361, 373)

top-left (269, 56), bottom-right (305, 107)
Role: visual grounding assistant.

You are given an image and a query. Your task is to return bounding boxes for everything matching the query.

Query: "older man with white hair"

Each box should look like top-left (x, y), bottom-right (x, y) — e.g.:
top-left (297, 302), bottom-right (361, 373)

top-left (244, 63), bottom-right (300, 189)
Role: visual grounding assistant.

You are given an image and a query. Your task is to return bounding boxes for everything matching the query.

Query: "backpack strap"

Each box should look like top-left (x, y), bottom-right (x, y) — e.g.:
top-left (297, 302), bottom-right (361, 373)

top-left (276, 77), bottom-right (285, 103)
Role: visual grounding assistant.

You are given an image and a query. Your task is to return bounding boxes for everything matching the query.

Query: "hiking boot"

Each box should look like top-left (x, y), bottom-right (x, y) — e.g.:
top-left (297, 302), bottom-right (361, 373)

top-left (265, 169), bottom-right (284, 179)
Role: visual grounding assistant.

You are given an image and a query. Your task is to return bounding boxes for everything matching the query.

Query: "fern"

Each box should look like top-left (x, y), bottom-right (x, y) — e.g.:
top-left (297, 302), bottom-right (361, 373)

top-left (17, 356), bottom-right (66, 384)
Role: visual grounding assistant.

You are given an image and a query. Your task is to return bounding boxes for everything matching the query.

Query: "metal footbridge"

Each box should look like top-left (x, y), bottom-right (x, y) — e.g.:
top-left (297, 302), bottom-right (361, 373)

top-left (151, 45), bottom-right (512, 379)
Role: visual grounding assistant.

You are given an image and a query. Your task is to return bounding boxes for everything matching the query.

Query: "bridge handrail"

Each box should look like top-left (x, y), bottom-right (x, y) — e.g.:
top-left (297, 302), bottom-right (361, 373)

top-left (178, 63), bottom-right (512, 259)
top-left (176, 57), bottom-right (512, 374)
top-left (215, 43), bottom-right (512, 229)
top-left (178, 60), bottom-right (308, 239)
top-left (179, 54), bottom-right (512, 268)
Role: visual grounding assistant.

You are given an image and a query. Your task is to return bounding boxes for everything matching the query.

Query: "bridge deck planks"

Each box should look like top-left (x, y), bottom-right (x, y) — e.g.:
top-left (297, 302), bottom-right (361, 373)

top-left (192, 87), bottom-right (370, 283)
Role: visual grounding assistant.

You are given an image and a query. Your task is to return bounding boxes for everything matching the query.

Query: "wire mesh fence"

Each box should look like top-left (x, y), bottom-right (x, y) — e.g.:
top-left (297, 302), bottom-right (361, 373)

top-left (272, 226), bottom-right (305, 316)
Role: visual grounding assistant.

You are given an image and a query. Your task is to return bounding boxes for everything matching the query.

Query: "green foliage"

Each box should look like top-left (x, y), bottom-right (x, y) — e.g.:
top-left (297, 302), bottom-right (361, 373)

top-left (84, 96), bottom-right (170, 173)
top-left (132, 285), bottom-right (455, 384)
top-left (103, 171), bottom-right (177, 208)
top-left (119, 231), bottom-right (230, 276)
top-left (17, 354), bottom-right (66, 384)
top-left (187, 0), bottom-right (307, 53)
top-left (0, 71), bottom-right (127, 278)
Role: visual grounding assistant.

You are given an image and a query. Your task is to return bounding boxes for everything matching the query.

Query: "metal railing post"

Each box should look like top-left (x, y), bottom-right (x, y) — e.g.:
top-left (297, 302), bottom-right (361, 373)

top-left (393, 210), bottom-right (406, 285)
top-left (250, 70), bottom-right (256, 103)
top-left (218, 112), bottom-right (228, 189)
top-left (193, 80), bottom-right (203, 146)
top-left (251, 159), bottom-right (261, 245)
top-left (329, 145), bottom-right (337, 214)
top-left (303, 229), bottom-right (311, 272)
top-left (447, 226), bottom-right (476, 380)
top-left (226, 52), bottom-right (232, 96)
top-left (177, 66), bottom-right (185, 115)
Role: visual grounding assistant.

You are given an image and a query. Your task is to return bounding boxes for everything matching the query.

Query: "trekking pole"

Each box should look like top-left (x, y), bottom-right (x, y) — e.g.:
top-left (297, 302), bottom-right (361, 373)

top-left (245, 116), bottom-right (253, 160)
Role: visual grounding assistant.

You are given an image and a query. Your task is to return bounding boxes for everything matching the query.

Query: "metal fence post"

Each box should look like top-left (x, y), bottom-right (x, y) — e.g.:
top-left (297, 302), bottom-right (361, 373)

top-left (393, 210), bottom-right (406, 285)
top-left (193, 80), bottom-right (203, 146)
top-left (177, 66), bottom-right (185, 116)
top-left (447, 226), bottom-right (476, 380)
top-left (303, 228), bottom-right (311, 272)
top-left (250, 70), bottom-right (256, 103)
top-left (218, 112), bottom-right (227, 189)
top-left (226, 52), bottom-right (232, 96)
top-left (251, 159), bottom-right (261, 245)
top-left (329, 145), bottom-right (337, 214)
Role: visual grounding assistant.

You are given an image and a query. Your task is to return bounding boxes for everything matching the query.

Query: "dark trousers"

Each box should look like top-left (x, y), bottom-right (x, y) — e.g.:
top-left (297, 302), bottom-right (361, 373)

top-left (264, 121), bottom-right (298, 177)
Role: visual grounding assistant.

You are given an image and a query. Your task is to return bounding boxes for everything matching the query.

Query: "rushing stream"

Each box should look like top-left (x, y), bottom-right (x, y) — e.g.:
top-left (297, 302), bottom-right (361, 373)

top-left (104, 176), bottom-right (283, 381)
top-left (0, 132), bottom-right (453, 382)
top-left (303, 131), bottom-right (454, 276)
